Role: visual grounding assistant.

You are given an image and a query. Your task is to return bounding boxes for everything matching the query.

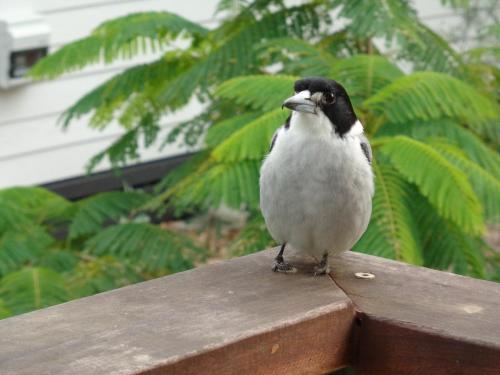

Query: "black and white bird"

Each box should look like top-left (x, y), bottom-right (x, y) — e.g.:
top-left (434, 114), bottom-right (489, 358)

top-left (259, 77), bottom-right (374, 275)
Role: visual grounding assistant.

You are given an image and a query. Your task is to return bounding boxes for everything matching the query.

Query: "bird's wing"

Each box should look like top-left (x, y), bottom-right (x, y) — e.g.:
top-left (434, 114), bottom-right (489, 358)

top-left (269, 130), bottom-right (279, 152)
top-left (269, 115), bottom-right (291, 153)
top-left (359, 134), bottom-right (372, 164)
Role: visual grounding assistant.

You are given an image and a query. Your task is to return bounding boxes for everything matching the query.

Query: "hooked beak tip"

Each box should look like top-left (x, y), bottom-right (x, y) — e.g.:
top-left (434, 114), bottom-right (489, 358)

top-left (282, 100), bottom-right (317, 114)
top-left (282, 91), bottom-right (318, 114)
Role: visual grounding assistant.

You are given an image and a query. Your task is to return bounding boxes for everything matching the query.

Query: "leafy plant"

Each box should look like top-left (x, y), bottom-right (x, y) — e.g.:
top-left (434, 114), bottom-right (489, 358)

top-left (26, 0), bottom-right (500, 287)
top-left (0, 187), bottom-right (205, 318)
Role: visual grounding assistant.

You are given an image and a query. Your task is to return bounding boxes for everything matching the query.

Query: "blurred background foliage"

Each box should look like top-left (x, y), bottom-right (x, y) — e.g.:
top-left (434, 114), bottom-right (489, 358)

top-left (0, 0), bottom-right (498, 318)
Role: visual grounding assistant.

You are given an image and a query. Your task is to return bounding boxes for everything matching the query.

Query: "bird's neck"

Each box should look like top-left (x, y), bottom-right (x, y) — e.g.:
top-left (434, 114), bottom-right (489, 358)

top-left (290, 112), bottom-right (362, 140)
top-left (290, 112), bottom-right (332, 139)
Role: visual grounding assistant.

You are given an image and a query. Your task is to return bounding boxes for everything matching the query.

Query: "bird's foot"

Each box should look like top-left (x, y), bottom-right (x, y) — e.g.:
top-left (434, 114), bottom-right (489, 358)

top-left (313, 254), bottom-right (330, 276)
top-left (272, 258), bottom-right (297, 273)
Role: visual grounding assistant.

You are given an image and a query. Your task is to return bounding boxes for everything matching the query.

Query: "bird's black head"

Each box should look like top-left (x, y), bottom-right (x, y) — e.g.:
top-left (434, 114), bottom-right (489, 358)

top-left (282, 77), bottom-right (357, 137)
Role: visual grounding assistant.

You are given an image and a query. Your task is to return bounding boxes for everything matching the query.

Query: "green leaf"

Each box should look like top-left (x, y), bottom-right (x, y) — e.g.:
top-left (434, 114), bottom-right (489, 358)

top-left (330, 54), bottom-right (404, 102)
top-left (428, 139), bottom-right (500, 221)
top-left (0, 226), bottom-right (55, 276)
top-left (154, 151), bottom-right (210, 200)
top-left (0, 201), bottom-right (32, 233)
top-left (229, 213), bottom-right (275, 256)
top-left (0, 267), bottom-right (69, 315)
top-left (0, 187), bottom-right (73, 225)
top-left (410, 189), bottom-right (487, 278)
top-left (376, 119), bottom-right (500, 178)
top-left (156, 5), bottom-right (323, 114)
top-left (205, 112), bottom-right (261, 148)
top-left (216, 75), bottom-right (297, 113)
top-left (30, 12), bottom-right (208, 78)
top-left (36, 249), bottom-right (80, 273)
top-left (169, 160), bottom-right (261, 213)
top-left (212, 108), bottom-right (289, 162)
top-left (354, 160), bottom-right (422, 264)
top-left (67, 256), bottom-right (142, 298)
top-left (69, 191), bottom-right (150, 239)
top-left (365, 72), bottom-right (499, 140)
top-left (0, 299), bottom-right (11, 319)
top-left (379, 136), bottom-right (484, 235)
top-left (258, 37), bottom-right (335, 77)
top-left (85, 223), bottom-right (205, 273)
top-left (60, 52), bottom-right (194, 129)
top-left (84, 113), bottom-right (160, 171)
top-left (334, 0), bottom-right (464, 75)
top-left (335, 0), bottom-right (419, 38)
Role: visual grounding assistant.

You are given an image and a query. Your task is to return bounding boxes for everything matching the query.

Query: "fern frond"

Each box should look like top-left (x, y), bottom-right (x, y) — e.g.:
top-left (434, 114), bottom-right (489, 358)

top-left (36, 249), bottom-right (79, 273)
top-left (60, 53), bottom-right (192, 129)
top-left (330, 54), bottom-right (403, 102)
top-left (334, 0), bottom-right (418, 38)
top-left (205, 112), bottom-right (261, 148)
top-left (212, 108), bottom-right (289, 162)
top-left (354, 160), bottom-right (422, 264)
top-left (397, 23), bottom-right (465, 76)
top-left (30, 12), bottom-right (208, 79)
top-left (376, 119), bottom-right (500, 178)
top-left (334, 0), bottom-right (464, 75)
top-left (85, 113), bottom-right (160, 171)
top-left (411, 189), bottom-right (487, 278)
top-left (155, 5), bottom-right (323, 113)
top-left (0, 267), bottom-right (69, 315)
top-left (67, 256), bottom-right (142, 298)
top-left (69, 191), bottom-right (150, 239)
top-left (154, 152), bottom-right (209, 201)
top-left (0, 187), bottom-right (73, 225)
top-left (365, 72), bottom-right (499, 140)
top-left (0, 201), bottom-right (32, 233)
top-left (0, 299), bottom-right (11, 319)
top-left (153, 110), bottom-right (276, 215)
top-left (217, 75), bottom-right (297, 113)
top-left (40, 5), bottom-right (325, 160)
top-left (428, 139), bottom-right (500, 221)
top-left (0, 226), bottom-right (55, 276)
top-left (85, 223), bottom-right (205, 273)
top-left (379, 136), bottom-right (484, 235)
top-left (169, 161), bottom-right (261, 213)
top-left (229, 213), bottom-right (275, 256)
top-left (215, 0), bottom-right (246, 15)
top-left (258, 38), bottom-right (335, 77)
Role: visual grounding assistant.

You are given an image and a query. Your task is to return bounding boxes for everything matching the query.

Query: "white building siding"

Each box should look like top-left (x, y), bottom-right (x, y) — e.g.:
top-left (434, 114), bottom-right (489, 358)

top-left (0, 0), bottom-right (484, 188)
top-left (0, 0), bottom-right (219, 187)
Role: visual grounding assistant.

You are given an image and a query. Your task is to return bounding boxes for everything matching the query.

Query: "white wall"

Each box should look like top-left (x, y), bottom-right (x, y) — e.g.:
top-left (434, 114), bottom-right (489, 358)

top-left (0, 0), bottom-right (219, 188)
top-left (0, 0), bottom-right (483, 188)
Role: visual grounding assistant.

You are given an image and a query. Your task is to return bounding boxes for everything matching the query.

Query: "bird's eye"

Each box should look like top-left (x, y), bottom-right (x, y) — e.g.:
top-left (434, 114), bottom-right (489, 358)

top-left (323, 92), bottom-right (335, 104)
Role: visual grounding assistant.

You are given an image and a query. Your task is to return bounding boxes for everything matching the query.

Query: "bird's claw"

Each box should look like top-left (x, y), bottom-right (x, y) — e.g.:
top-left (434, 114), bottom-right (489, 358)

top-left (313, 263), bottom-right (330, 276)
top-left (272, 260), bottom-right (297, 273)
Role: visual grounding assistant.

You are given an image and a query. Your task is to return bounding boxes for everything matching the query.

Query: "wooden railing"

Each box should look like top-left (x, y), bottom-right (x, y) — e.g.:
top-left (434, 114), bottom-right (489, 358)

top-left (0, 249), bottom-right (499, 374)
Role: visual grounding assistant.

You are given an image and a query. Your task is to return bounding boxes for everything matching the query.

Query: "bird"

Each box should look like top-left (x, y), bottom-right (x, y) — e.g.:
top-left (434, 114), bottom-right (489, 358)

top-left (259, 77), bottom-right (374, 275)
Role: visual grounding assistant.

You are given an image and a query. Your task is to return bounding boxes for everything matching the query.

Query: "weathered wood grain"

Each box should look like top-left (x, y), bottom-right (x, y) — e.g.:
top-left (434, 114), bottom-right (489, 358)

top-left (330, 251), bottom-right (500, 375)
top-left (1, 249), bottom-right (499, 375)
top-left (0, 250), bottom-right (354, 375)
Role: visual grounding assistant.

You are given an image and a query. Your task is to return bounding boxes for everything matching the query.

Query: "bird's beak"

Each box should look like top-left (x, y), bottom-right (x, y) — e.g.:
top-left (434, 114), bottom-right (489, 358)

top-left (282, 90), bottom-right (317, 114)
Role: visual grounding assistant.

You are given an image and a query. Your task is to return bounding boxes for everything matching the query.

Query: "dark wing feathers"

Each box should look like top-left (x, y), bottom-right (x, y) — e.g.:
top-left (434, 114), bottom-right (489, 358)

top-left (269, 131), bottom-right (279, 152)
top-left (359, 135), bottom-right (372, 164)
top-left (269, 116), bottom-right (291, 152)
